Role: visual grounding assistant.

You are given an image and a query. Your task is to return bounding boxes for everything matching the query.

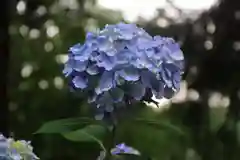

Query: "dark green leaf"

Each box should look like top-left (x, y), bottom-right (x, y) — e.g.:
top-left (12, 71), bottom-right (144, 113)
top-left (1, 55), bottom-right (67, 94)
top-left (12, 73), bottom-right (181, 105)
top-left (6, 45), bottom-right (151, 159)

top-left (133, 118), bottom-right (185, 135)
top-left (62, 124), bottom-right (107, 151)
top-left (237, 121), bottom-right (240, 144)
top-left (35, 117), bottom-right (96, 134)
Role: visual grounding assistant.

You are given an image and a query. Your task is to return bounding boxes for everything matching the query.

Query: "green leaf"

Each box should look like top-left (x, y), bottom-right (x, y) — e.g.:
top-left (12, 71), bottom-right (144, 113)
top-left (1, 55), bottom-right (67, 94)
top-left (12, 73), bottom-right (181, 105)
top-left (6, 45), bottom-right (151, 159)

top-left (62, 124), bottom-right (107, 151)
top-left (35, 117), bottom-right (96, 134)
top-left (237, 121), bottom-right (240, 144)
top-left (209, 107), bottom-right (227, 133)
top-left (133, 118), bottom-right (185, 136)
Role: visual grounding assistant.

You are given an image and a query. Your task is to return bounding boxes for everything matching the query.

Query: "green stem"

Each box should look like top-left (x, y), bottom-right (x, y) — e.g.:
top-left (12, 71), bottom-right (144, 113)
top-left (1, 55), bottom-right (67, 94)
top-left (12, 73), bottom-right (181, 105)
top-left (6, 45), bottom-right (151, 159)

top-left (105, 112), bottom-right (117, 160)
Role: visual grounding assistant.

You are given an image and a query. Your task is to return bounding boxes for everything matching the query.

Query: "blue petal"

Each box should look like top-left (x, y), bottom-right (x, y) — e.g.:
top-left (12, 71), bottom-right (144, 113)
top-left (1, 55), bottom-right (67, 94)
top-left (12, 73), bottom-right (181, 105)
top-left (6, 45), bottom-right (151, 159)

top-left (73, 60), bottom-right (88, 72)
top-left (86, 32), bottom-right (96, 40)
top-left (89, 51), bottom-right (101, 61)
top-left (95, 71), bottom-right (114, 94)
top-left (136, 38), bottom-right (152, 50)
top-left (115, 50), bottom-right (135, 65)
top-left (95, 53), bottom-right (116, 71)
top-left (160, 37), bottom-right (184, 61)
top-left (140, 71), bottom-right (164, 98)
top-left (71, 43), bottom-right (92, 61)
top-left (9, 149), bottom-right (22, 160)
top-left (63, 60), bottom-right (73, 76)
top-left (161, 63), bottom-right (182, 89)
top-left (111, 143), bottom-right (141, 155)
top-left (0, 136), bottom-right (8, 155)
top-left (163, 86), bottom-right (175, 99)
top-left (172, 71), bottom-right (181, 91)
top-left (114, 73), bottom-right (125, 86)
top-left (131, 58), bottom-right (145, 69)
top-left (160, 68), bottom-right (173, 88)
top-left (69, 43), bottom-right (82, 54)
top-left (72, 76), bottom-right (87, 89)
top-left (97, 36), bottom-right (117, 56)
top-left (86, 65), bottom-right (99, 75)
top-left (116, 68), bottom-right (139, 81)
top-left (116, 23), bottom-right (139, 40)
top-left (168, 44), bottom-right (184, 61)
top-left (144, 47), bottom-right (155, 58)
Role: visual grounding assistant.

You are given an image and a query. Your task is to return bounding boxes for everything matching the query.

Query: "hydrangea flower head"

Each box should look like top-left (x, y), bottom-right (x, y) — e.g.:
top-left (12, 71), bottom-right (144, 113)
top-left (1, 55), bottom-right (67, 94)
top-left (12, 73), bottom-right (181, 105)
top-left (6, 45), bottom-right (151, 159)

top-left (63, 22), bottom-right (184, 118)
top-left (111, 143), bottom-right (140, 155)
top-left (0, 134), bottom-right (39, 160)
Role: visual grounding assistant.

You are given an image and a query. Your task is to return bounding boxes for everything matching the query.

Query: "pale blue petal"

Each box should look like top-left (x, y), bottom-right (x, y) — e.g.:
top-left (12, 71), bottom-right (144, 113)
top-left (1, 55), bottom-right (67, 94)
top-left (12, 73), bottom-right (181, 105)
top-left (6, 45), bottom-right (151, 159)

top-left (69, 43), bottom-right (82, 54)
top-left (72, 76), bottom-right (87, 89)
top-left (63, 61), bottom-right (73, 76)
top-left (96, 71), bottom-right (114, 94)
top-left (0, 137), bottom-right (8, 156)
top-left (97, 36), bottom-right (117, 56)
top-left (96, 53), bottom-right (116, 70)
top-left (114, 73), bottom-right (125, 86)
top-left (172, 71), bottom-right (181, 91)
top-left (73, 61), bottom-right (88, 72)
top-left (86, 32), bottom-right (96, 40)
top-left (163, 86), bottom-right (175, 99)
top-left (160, 68), bottom-right (173, 88)
top-left (140, 71), bottom-right (164, 98)
top-left (111, 143), bottom-right (141, 155)
top-left (117, 68), bottom-right (139, 81)
top-left (71, 44), bottom-right (92, 61)
top-left (86, 65), bottom-right (99, 75)
top-left (168, 44), bottom-right (184, 61)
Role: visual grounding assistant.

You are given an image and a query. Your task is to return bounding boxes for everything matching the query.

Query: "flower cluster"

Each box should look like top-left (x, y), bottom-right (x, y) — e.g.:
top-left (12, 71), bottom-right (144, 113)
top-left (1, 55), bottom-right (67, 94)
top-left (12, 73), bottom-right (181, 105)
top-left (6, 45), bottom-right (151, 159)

top-left (111, 143), bottom-right (140, 155)
top-left (0, 134), bottom-right (39, 160)
top-left (97, 143), bottom-right (140, 160)
top-left (63, 22), bottom-right (184, 118)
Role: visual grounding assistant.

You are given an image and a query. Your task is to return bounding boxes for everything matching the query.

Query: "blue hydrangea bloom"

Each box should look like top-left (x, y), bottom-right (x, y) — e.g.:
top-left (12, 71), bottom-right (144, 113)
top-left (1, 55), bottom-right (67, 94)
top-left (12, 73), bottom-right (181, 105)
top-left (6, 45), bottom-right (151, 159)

top-left (111, 143), bottom-right (140, 155)
top-left (97, 143), bottom-right (140, 160)
top-left (63, 22), bottom-right (184, 118)
top-left (0, 134), bottom-right (39, 160)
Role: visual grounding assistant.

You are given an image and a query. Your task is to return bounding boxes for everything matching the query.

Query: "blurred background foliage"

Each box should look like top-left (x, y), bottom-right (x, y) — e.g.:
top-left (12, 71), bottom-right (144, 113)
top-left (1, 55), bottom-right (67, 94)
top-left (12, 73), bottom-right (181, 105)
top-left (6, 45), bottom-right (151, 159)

top-left (3, 0), bottom-right (240, 159)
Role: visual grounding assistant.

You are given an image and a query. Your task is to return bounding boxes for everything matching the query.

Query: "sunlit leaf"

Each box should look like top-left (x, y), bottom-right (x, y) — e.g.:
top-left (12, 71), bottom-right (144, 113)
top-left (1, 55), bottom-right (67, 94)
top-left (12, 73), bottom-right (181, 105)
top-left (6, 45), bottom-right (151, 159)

top-left (62, 124), bottom-right (108, 151)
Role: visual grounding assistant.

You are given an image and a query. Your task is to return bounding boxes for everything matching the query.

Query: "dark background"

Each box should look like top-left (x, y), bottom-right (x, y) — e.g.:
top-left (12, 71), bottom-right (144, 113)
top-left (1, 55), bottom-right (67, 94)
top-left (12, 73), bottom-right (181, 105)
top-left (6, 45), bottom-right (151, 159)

top-left (1, 0), bottom-right (240, 159)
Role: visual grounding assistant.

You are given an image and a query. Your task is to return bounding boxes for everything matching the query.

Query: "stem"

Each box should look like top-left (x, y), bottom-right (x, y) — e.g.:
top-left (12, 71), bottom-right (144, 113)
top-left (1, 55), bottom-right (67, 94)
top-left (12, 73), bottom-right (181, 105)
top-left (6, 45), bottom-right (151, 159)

top-left (104, 112), bottom-right (117, 160)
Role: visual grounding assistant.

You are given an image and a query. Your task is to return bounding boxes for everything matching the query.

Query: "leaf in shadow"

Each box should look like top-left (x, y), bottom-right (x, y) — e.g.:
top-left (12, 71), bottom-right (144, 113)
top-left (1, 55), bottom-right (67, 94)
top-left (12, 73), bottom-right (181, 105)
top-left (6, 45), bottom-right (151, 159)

top-left (133, 118), bottom-right (185, 136)
top-left (35, 117), bottom-right (97, 134)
